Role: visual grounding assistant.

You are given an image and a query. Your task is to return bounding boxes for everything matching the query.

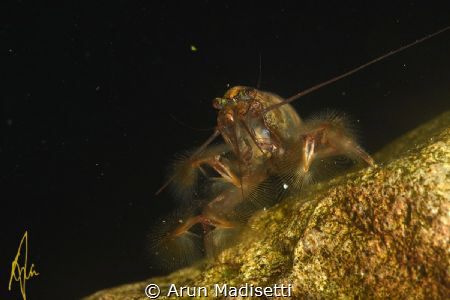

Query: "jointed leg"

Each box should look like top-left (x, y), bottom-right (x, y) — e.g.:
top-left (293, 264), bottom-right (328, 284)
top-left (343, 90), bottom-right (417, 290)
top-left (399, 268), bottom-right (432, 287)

top-left (301, 123), bottom-right (375, 172)
top-left (286, 112), bottom-right (375, 188)
top-left (166, 144), bottom-right (241, 199)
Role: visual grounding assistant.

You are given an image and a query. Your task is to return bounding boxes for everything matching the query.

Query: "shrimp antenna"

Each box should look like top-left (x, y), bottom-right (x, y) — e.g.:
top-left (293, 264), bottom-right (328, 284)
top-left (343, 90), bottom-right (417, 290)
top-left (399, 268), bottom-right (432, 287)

top-left (256, 52), bottom-right (262, 89)
top-left (155, 129), bottom-right (221, 195)
top-left (263, 25), bottom-right (450, 114)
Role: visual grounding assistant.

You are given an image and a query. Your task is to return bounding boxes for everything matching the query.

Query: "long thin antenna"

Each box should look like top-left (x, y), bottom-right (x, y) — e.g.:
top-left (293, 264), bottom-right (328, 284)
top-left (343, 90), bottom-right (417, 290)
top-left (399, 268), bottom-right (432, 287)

top-left (263, 25), bottom-right (450, 114)
top-left (256, 52), bottom-right (262, 89)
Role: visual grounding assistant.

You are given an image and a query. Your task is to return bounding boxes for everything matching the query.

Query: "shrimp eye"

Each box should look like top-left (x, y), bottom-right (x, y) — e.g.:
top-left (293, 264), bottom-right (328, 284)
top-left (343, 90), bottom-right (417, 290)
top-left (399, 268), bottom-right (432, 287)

top-left (213, 98), bottom-right (227, 110)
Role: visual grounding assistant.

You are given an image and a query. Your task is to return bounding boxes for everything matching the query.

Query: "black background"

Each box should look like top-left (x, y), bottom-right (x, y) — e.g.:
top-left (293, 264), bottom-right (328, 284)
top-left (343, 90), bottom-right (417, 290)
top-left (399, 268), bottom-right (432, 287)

top-left (2, 1), bottom-right (450, 299)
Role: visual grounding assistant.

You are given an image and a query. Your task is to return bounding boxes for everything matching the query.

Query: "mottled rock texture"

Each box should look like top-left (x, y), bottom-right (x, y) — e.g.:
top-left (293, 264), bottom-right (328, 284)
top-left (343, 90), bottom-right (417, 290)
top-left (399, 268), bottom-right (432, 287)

top-left (85, 111), bottom-right (450, 299)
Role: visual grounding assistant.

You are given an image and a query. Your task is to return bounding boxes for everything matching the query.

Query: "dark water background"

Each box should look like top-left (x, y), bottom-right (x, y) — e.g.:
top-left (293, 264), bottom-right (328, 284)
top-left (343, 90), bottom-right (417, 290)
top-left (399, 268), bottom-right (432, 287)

top-left (2, 2), bottom-right (450, 299)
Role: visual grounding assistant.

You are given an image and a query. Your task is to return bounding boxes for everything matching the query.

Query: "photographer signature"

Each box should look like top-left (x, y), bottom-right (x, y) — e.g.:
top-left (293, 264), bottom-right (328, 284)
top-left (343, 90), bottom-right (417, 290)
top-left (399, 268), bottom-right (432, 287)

top-left (8, 231), bottom-right (39, 300)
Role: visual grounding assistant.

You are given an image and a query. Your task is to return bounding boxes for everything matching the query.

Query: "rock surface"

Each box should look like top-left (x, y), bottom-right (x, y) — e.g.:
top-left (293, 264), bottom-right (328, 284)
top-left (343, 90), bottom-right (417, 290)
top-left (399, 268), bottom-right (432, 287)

top-left (85, 111), bottom-right (450, 299)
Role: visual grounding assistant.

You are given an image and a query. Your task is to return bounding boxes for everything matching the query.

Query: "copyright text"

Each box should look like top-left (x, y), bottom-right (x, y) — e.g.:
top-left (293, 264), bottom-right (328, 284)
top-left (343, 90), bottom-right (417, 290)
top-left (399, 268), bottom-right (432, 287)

top-left (144, 283), bottom-right (292, 298)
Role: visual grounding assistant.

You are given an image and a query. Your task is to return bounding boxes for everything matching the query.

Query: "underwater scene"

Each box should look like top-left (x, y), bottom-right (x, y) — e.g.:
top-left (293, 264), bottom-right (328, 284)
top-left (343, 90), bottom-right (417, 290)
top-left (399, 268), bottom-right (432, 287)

top-left (3, 2), bottom-right (450, 299)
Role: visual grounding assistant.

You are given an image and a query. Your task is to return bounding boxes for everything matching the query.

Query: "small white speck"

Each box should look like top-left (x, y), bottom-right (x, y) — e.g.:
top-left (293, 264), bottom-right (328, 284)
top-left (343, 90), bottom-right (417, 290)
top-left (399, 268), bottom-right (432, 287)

top-left (283, 183), bottom-right (289, 190)
top-left (178, 219), bottom-right (183, 223)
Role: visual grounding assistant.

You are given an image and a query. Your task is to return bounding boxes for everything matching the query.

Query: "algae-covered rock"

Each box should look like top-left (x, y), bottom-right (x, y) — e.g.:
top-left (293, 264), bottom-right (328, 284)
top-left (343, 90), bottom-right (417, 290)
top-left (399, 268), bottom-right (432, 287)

top-left (85, 111), bottom-right (450, 299)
